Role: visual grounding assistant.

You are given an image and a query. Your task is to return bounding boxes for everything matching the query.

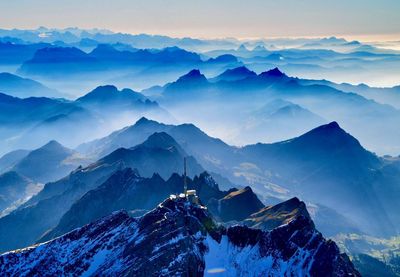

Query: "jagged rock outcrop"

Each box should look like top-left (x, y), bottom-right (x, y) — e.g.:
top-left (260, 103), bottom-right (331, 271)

top-left (208, 186), bottom-right (264, 222)
top-left (0, 197), bottom-right (360, 276)
top-left (244, 197), bottom-right (311, 230)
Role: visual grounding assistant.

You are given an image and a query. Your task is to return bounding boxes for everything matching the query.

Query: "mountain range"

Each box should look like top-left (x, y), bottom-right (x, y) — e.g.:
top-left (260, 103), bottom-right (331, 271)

top-left (0, 196), bottom-right (360, 276)
top-left (0, 171), bottom-right (36, 215)
top-left (0, 72), bottom-right (62, 98)
top-left (144, 66), bottom-right (400, 154)
top-left (0, 85), bottom-right (171, 154)
top-left (0, 29), bottom-right (398, 275)
top-left (0, 132), bottom-right (203, 252)
top-left (78, 117), bottom-right (400, 237)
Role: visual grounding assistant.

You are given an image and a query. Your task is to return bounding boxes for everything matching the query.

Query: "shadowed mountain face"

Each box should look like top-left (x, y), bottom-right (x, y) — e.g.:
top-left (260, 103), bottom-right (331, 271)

top-left (0, 132), bottom-right (203, 252)
top-left (148, 66), bottom-right (400, 155)
top-left (0, 84), bottom-right (171, 155)
top-left (0, 197), bottom-right (360, 276)
top-left (0, 41), bottom-right (51, 65)
top-left (241, 98), bottom-right (327, 142)
top-left (89, 45), bottom-right (202, 65)
top-left (78, 117), bottom-right (235, 165)
top-left (244, 197), bottom-right (311, 230)
top-left (0, 72), bottom-right (61, 98)
top-left (208, 186), bottom-right (264, 222)
top-left (0, 171), bottom-right (35, 213)
top-left (79, 119), bottom-right (400, 237)
top-left (94, 132), bottom-right (203, 179)
top-left (18, 47), bottom-right (102, 76)
top-left (17, 45), bottom-right (202, 78)
top-left (77, 117), bottom-right (239, 188)
top-left (0, 92), bottom-right (82, 126)
top-left (241, 122), bottom-right (398, 236)
top-left (210, 66), bottom-right (257, 82)
top-left (0, 149), bottom-right (29, 174)
top-left (39, 169), bottom-right (237, 242)
top-left (11, 140), bottom-right (79, 183)
top-left (0, 30), bottom-right (398, 276)
top-left (75, 85), bottom-right (160, 114)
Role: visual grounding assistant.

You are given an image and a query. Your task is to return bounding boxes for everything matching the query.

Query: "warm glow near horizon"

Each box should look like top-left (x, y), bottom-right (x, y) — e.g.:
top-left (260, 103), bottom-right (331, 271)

top-left (1, 0), bottom-right (399, 43)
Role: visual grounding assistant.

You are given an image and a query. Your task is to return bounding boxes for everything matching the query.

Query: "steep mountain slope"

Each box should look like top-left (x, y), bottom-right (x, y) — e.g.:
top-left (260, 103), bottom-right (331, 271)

top-left (297, 78), bottom-right (400, 109)
top-left (94, 132), bottom-right (203, 179)
top-left (0, 132), bottom-right (203, 252)
top-left (0, 171), bottom-right (36, 214)
top-left (162, 69), bottom-right (210, 100)
top-left (75, 85), bottom-right (162, 114)
top-left (77, 116), bottom-right (171, 157)
top-left (150, 66), bottom-right (400, 154)
top-left (0, 161), bottom-right (123, 253)
top-left (89, 45), bottom-right (202, 65)
top-left (11, 140), bottom-right (81, 183)
top-left (241, 98), bottom-right (326, 142)
top-left (0, 92), bottom-right (82, 126)
top-left (18, 46), bottom-right (103, 76)
top-left (0, 197), bottom-right (360, 276)
top-left (0, 84), bottom-right (171, 154)
top-left (77, 118), bottom-right (400, 237)
top-left (17, 45), bottom-right (202, 78)
top-left (39, 169), bottom-right (232, 242)
top-left (77, 117), bottom-right (240, 181)
top-left (0, 72), bottom-right (61, 98)
top-left (210, 66), bottom-right (257, 82)
top-left (241, 122), bottom-right (395, 237)
top-left (0, 41), bottom-right (50, 65)
top-left (244, 197), bottom-right (310, 230)
top-left (208, 186), bottom-right (264, 222)
top-left (0, 149), bottom-right (29, 173)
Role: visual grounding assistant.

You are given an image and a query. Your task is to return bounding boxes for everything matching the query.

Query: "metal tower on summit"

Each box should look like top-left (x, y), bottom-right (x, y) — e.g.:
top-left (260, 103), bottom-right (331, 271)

top-left (183, 157), bottom-right (188, 196)
top-left (169, 157), bottom-right (199, 204)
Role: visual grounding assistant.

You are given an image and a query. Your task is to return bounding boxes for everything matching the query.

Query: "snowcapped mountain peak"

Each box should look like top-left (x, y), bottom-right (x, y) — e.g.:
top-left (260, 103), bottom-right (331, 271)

top-left (0, 197), bottom-right (360, 276)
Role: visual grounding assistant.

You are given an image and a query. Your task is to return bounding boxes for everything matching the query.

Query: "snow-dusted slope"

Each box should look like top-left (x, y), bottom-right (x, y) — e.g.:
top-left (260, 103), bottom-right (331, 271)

top-left (0, 197), bottom-right (359, 276)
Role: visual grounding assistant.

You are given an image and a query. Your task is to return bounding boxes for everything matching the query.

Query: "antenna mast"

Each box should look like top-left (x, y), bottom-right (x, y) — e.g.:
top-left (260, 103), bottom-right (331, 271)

top-left (184, 157), bottom-right (187, 197)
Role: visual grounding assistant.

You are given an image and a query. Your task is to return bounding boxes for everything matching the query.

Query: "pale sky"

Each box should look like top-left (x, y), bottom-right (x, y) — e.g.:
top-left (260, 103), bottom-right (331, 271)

top-left (1, 0), bottom-right (399, 40)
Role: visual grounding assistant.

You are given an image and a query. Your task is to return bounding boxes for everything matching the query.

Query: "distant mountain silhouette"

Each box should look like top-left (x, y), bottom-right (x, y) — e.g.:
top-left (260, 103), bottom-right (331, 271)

top-left (76, 85), bottom-right (159, 112)
top-left (18, 46), bottom-right (103, 76)
top-left (210, 66), bottom-right (257, 82)
top-left (12, 140), bottom-right (79, 183)
top-left (18, 45), bottom-right (204, 77)
top-left (77, 117), bottom-right (237, 184)
top-left (240, 98), bottom-right (326, 142)
top-left (95, 132), bottom-right (203, 179)
top-left (0, 132), bottom-right (203, 252)
top-left (0, 92), bottom-right (83, 126)
top-left (0, 149), bottom-right (29, 173)
top-left (0, 41), bottom-right (50, 65)
top-left (0, 171), bottom-right (34, 213)
top-left (164, 69), bottom-right (209, 93)
top-left (206, 54), bottom-right (238, 64)
top-left (150, 66), bottom-right (400, 154)
top-left (0, 85), bottom-right (170, 153)
top-left (208, 186), bottom-right (264, 222)
top-left (0, 72), bottom-right (61, 98)
top-left (79, 118), bottom-right (400, 237)
top-left (241, 122), bottom-right (397, 236)
top-left (259, 67), bottom-right (287, 78)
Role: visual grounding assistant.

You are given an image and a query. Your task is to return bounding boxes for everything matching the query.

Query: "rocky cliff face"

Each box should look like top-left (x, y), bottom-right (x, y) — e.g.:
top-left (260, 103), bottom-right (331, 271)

top-left (244, 196), bottom-right (311, 230)
top-left (0, 197), bottom-right (360, 276)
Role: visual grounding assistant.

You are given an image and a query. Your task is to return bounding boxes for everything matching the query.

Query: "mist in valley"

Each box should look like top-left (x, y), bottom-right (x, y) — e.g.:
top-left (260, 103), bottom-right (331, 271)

top-left (0, 27), bottom-right (399, 275)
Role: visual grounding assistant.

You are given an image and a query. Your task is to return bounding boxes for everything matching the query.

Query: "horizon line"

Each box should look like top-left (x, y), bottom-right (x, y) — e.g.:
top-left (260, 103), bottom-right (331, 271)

top-left (2, 26), bottom-right (400, 44)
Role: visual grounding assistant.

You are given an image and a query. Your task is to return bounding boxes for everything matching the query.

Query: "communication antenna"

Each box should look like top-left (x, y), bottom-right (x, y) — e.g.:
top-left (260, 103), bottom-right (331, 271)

top-left (184, 157), bottom-right (187, 197)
